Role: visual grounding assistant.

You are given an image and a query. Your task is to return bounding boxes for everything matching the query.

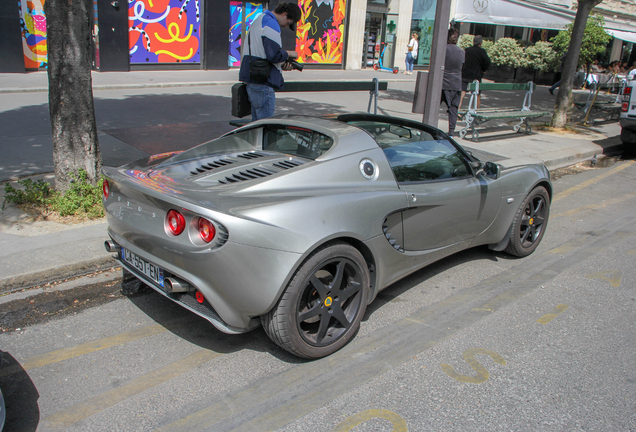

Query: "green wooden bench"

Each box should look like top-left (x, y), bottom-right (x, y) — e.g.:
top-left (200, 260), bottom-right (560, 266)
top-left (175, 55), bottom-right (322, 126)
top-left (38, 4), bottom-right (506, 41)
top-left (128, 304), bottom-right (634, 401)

top-left (458, 81), bottom-right (550, 142)
top-left (573, 80), bottom-right (624, 125)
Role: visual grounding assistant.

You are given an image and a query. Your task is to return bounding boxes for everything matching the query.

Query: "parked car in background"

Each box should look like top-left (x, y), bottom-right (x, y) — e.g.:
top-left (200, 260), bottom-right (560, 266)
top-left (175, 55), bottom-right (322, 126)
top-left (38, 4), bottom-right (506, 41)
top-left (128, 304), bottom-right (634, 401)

top-left (621, 74), bottom-right (636, 151)
top-left (102, 113), bottom-right (551, 359)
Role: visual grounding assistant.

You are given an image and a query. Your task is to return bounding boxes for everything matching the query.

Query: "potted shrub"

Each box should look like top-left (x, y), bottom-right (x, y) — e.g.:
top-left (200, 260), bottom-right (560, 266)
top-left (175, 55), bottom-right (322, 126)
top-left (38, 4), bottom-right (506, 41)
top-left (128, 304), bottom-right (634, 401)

top-left (483, 38), bottom-right (523, 82)
top-left (523, 41), bottom-right (558, 85)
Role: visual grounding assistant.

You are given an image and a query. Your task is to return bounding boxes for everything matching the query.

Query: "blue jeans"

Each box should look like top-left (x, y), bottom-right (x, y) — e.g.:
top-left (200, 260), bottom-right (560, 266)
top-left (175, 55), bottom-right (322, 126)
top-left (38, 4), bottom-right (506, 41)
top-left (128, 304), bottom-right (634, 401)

top-left (405, 52), bottom-right (414, 72)
top-left (246, 83), bottom-right (276, 121)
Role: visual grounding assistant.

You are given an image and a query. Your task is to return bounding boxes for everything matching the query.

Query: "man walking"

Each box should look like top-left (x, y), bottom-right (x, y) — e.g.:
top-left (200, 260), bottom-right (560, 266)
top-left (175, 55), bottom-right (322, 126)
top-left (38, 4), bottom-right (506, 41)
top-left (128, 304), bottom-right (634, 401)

top-left (239, 2), bottom-right (301, 121)
top-left (459, 35), bottom-right (490, 110)
top-left (441, 28), bottom-right (465, 137)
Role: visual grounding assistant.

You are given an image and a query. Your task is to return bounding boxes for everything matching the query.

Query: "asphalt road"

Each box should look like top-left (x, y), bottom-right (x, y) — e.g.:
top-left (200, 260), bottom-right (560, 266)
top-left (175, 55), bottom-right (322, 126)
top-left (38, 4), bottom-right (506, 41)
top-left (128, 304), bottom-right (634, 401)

top-left (1, 159), bottom-right (636, 431)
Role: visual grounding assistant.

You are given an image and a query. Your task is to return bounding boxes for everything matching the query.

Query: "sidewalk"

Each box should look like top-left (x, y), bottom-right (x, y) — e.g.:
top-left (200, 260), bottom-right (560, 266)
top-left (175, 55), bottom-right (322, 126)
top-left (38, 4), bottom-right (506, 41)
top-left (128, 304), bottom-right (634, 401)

top-left (0, 69), bottom-right (625, 294)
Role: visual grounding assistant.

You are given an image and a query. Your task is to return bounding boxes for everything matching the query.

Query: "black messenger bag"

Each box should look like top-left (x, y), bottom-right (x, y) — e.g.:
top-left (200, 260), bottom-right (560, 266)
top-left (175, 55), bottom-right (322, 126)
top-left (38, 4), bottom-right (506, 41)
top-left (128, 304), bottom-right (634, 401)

top-left (248, 30), bottom-right (271, 84)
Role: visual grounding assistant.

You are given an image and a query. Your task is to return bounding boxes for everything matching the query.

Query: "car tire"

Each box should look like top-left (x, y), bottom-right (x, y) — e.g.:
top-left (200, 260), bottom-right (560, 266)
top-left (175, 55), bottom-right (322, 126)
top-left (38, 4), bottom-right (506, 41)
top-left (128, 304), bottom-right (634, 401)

top-left (261, 242), bottom-right (370, 359)
top-left (505, 186), bottom-right (550, 257)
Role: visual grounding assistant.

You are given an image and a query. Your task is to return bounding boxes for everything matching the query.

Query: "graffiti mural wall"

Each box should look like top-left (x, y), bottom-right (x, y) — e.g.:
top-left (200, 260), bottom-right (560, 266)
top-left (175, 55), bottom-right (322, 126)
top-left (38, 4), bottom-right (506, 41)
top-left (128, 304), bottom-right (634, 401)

top-left (18, 0), bottom-right (47, 68)
top-left (297, 0), bottom-right (346, 64)
top-left (229, 1), bottom-right (263, 67)
top-left (129, 0), bottom-right (201, 63)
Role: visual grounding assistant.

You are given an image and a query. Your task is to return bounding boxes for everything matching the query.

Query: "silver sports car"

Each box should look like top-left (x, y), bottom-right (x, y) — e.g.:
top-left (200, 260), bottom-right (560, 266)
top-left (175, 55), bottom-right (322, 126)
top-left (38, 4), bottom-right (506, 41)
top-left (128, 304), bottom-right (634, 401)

top-left (102, 113), bottom-right (551, 359)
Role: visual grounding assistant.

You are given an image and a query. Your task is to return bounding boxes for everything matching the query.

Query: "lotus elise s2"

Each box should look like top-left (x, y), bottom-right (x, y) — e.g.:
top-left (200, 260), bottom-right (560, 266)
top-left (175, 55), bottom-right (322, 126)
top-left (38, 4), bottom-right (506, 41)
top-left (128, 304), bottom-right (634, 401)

top-left (102, 114), bottom-right (551, 359)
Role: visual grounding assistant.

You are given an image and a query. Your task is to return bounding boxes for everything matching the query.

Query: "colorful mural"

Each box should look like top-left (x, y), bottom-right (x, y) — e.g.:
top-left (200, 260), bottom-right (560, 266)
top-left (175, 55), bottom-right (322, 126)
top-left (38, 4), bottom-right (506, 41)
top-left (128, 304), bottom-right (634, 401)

top-left (18, 0), bottom-right (47, 68)
top-left (229, 2), bottom-right (263, 67)
top-left (129, 0), bottom-right (201, 63)
top-left (297, 0), bottom-right (346, 64)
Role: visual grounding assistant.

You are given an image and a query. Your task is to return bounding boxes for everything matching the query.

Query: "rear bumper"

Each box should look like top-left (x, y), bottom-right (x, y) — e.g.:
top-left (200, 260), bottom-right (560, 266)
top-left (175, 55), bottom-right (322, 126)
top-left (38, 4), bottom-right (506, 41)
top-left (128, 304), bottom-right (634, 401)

top-left (107, 223), bottom-right (302, 332)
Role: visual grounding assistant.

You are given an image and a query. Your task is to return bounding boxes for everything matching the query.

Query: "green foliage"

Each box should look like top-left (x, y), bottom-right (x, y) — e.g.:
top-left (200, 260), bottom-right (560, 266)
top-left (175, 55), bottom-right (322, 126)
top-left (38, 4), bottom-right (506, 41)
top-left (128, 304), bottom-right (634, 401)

top-left (550, 14), bottom-right (611, 68)
top-left (487, 38), bottom-right (525, 67)
top-left (524, 41), bottom-right (559, 72)
top-left (481, 40), bottom-right (494, 55)
top-left (50, 170), bottom-right (104, 218)
top-left (2, 169), bottom-right (104, 218)
top-left (458, 34), bottom-right (474, 50)
top-left (2, 179), bottom-right (51, 209)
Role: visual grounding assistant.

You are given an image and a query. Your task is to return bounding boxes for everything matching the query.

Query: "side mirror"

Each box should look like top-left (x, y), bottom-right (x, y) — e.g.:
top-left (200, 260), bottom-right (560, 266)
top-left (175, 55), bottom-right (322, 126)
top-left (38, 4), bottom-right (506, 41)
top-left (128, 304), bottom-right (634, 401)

top-left (483, 161), bottom-right (500, 179)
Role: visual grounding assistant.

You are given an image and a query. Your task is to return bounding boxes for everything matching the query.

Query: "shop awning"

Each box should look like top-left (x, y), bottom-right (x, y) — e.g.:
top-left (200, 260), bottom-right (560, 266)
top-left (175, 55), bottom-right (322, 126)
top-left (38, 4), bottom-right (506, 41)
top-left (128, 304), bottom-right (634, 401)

top-left (605, 29), bottom-right (636, 44)
top-left (454, 0), bottom-right (573, 30)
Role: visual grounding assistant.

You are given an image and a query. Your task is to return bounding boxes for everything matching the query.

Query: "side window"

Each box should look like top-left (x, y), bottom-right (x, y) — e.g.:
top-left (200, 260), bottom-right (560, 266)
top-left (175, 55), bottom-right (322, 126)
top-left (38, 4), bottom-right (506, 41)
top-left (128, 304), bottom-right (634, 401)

top-left (263, 125), bottom-right (334, 159)
top-left (345, 120), bottom-right (470, 182)
top-left (385, 139), bottom-right (470, 182)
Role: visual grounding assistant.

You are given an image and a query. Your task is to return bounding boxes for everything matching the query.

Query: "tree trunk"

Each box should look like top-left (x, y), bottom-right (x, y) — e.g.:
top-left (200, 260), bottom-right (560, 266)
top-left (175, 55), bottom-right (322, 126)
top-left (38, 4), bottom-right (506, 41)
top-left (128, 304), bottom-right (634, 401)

top-left (550, 0), bottom-right (603, 129)
top-left (44, 0), bottom-right (101, 192)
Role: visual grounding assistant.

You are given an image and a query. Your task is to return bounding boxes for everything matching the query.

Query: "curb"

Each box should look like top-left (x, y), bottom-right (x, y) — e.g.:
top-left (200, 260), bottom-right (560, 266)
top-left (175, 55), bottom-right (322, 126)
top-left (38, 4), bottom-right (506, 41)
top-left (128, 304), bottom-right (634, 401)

top-left (0, 256), bottom-right (117, 295)
top-left (0, 78), bottom-right (414, 94)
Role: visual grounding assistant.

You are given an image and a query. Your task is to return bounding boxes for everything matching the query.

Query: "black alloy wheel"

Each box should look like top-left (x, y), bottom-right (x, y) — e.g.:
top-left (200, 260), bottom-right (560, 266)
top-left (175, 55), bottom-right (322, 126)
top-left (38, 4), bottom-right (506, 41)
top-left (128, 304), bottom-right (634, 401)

top-left (262, 242), bottom-right (370, 359)
top-left (505, 186), bottom-right (550, 257)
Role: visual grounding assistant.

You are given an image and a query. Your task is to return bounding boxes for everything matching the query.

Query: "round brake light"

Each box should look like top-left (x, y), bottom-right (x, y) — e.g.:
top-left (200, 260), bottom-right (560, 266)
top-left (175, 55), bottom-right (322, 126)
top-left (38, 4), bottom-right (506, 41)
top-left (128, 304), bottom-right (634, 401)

top-left (103, 179), bottom-right (110, 199)
top-left (166, 210), bottom-right (186, 236)
top-left (198, 218), bottom-right (216, 243)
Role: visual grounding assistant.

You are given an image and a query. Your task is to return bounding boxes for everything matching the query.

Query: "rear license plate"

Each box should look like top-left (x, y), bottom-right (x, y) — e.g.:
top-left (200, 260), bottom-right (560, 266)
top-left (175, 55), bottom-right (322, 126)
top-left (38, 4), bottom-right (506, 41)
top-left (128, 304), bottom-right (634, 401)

top-left (121, 248), bottom-right (164, 287)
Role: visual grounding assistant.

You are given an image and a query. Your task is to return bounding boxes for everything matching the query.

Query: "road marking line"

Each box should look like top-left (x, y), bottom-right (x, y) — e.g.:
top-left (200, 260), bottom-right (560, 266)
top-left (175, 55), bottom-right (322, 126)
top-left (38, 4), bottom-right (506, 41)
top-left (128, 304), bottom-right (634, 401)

top-left (552, 160), bottom-right (635, 203)
top-left (40, 349), bottom-right (220, 428)
top-left (333, 409), bottom-right (408, 432)
top-left (0, 320), bottom-right (187, 378)
top-left (586, 269), bottom-right (623, 287)
top-left (441, 348), bottom-right (506, 384)
top-left (552, 192), bottom-right (636, 218)
top-left (537, 304), bottom-right (569, 324)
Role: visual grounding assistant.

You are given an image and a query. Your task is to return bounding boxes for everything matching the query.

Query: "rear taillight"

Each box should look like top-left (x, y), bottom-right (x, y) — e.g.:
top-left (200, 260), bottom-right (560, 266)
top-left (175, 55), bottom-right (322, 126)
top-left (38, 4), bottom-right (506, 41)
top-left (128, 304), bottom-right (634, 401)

top-left (166, 210), bottom-right (186, 236)
top-left (103, 179), bottom-right (110, 199)
top-left (198, 218), bottom-right (216, 243)
top-left (623, 87), bottom-right (632, 112)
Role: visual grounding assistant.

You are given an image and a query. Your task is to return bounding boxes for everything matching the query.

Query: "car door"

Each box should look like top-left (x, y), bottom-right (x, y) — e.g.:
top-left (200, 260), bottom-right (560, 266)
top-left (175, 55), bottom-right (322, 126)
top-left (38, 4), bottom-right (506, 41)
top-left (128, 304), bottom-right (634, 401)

top-left (386, 137), bottom-right (501, 251)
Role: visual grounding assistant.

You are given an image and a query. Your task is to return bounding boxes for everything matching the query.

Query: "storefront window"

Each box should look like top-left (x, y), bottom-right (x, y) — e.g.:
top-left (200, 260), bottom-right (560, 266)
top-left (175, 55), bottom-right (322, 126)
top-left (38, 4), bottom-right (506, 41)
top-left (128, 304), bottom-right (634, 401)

top-left (128, 0), bottom-right (201, 64)
top-left (469, 23), bottom-right (496, 40)
top-left (296, 0), bottom-right (347, 64)
top-left (410, 0), bottom-right (436, 66)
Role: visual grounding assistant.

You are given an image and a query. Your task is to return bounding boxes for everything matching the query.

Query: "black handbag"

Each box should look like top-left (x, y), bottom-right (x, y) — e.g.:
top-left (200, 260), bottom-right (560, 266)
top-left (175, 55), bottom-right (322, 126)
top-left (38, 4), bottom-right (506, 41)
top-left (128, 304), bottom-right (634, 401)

top-left (248, 29), bottom-right (271, 84)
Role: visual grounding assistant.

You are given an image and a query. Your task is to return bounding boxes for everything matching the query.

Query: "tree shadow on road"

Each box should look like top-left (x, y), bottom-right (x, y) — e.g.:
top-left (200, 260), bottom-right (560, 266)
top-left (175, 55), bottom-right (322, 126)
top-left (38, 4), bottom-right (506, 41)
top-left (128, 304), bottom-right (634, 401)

top-left (0, 92), bottom-right (349, 182)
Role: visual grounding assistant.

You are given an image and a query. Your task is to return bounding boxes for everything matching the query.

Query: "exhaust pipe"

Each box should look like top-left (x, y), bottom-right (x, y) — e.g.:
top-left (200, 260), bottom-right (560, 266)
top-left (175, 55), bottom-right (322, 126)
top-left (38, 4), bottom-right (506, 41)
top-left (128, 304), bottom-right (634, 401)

top-left (105, 240), bottom-right (121, 253)
top-left (164, 277), bottom-right (192, 293)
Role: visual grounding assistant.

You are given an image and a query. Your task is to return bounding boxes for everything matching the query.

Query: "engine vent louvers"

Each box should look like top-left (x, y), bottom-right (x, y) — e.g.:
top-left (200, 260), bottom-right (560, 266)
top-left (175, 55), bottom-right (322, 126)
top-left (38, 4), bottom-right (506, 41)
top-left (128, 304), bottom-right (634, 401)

top-left (218, 159), bottom-right (305, 185)
top-left (237, 152), bottom-right (267, 160)
top-left (273, 160), bottom-right (304, 170)
top-left (218, 167), bottom-right (278, 184)
top-left (382, 221), bottom-right (404, 253)
top-left (190, 158), bottom-right (236, 176)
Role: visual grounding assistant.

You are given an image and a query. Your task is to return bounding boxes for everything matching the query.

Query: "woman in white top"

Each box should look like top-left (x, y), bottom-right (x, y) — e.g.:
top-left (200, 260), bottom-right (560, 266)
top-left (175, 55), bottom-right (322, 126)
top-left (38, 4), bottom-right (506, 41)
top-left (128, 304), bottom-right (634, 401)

top-left (405, 32), bottom-right (419, 75)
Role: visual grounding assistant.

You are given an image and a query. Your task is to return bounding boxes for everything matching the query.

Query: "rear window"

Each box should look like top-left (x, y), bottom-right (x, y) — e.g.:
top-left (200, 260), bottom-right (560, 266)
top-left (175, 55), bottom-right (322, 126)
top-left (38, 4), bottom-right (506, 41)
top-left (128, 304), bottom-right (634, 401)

top-left (263, 125), bottom-right (334, 160)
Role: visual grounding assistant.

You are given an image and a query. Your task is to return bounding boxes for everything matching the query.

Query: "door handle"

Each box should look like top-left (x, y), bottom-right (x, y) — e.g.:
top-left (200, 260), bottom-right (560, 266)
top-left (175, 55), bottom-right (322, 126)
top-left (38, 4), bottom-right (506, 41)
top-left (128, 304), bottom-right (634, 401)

top-left (111, 1), bottom-right (119, 7)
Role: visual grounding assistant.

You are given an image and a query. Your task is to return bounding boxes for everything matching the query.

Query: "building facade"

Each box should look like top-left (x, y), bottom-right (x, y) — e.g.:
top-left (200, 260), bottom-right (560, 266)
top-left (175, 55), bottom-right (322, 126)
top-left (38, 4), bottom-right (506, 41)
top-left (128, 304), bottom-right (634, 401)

top-left (1, 0), bottom-right (635, 74)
